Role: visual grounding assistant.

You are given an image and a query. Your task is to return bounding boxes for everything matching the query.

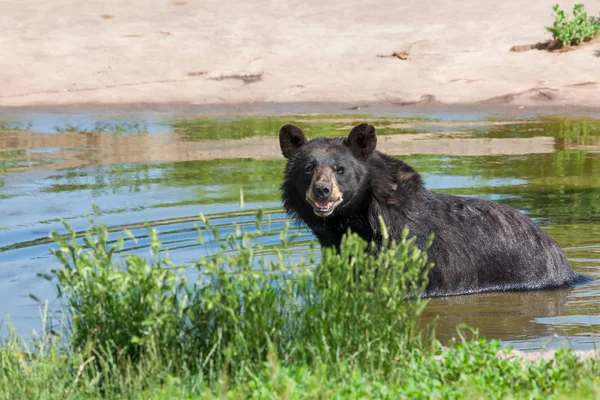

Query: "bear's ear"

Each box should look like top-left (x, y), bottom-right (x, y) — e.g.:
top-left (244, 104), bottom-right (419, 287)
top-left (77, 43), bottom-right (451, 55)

top-left (279, 124), bottom-right (308, 159)
top-left (345, 123), bottom-right (377, 159)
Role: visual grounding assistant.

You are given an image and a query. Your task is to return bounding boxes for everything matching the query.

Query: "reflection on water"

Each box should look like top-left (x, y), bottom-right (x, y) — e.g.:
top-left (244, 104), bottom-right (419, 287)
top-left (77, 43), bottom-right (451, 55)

top-left (0, 114), bottom-right (599, 350)
top-left (422, 289), bottom-right (572, 349)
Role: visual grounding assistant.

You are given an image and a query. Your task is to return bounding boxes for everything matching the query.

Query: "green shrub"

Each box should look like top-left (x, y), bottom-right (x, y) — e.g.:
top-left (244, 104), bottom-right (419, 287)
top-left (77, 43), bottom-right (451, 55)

top-left (294, 223), bottom-right (434, 370)
top-left (49, 217), bottom-right (187, 362)
top-left (46, 210), bottom-right (434, 379)
top-left (545, 4), bottom-right (600, 47)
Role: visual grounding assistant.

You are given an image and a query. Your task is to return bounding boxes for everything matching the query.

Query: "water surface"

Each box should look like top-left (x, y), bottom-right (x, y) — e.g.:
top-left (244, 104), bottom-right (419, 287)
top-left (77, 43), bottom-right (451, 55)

top-left (0, 113), bottom-right (599, 351)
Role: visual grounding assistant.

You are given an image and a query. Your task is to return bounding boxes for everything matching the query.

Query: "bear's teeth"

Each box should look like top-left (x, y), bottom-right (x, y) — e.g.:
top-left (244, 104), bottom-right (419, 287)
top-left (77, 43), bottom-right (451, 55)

top-left (314, 201), bottom-right (333, 209)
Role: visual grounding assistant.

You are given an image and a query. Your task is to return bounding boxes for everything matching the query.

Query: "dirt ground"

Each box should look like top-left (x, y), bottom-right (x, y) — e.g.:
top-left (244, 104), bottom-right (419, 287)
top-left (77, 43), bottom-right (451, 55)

top-left (1, 0), bottom-right (600, 110)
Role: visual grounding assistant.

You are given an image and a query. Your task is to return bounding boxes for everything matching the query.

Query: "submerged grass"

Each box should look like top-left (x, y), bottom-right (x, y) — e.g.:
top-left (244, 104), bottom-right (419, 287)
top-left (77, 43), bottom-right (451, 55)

top-left (1, 208), bottom-right (599, 399)
top-left (0, 120), bottom-right (32, 131)
top-left (53, 121), bottom-right (149, 136)
top-left (172, 116), bottom-right (427, 140)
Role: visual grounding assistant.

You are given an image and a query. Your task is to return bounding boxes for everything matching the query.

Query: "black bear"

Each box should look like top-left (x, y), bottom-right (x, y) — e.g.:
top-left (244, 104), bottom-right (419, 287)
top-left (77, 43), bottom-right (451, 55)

top-left (279, 123), bottom-right (584, 297)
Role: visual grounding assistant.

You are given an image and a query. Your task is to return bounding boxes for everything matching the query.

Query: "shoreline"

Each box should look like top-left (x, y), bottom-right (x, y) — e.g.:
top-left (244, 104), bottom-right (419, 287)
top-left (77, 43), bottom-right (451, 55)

top-left (1, 101), bottom-right (600, 121)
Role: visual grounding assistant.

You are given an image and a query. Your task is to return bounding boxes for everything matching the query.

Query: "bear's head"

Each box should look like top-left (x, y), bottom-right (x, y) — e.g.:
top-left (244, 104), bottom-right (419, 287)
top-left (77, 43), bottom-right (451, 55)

top-left (279, 123), bottom-right (377, 218)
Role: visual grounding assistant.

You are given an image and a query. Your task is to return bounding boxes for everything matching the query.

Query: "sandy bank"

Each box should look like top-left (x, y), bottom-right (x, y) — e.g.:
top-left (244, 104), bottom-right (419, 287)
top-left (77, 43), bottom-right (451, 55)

top-left (1, 0), bottom-right (600, 110)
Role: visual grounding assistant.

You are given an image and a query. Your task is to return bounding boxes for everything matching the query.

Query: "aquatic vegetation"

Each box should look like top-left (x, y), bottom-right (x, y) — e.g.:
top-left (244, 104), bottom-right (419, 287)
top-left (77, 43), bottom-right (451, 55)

top-left (53, 121), bottom-right (148, 136)
top-left (171, 115), bottom-right (427, 141)
top-left (0, 120), bottom-right (32, 131)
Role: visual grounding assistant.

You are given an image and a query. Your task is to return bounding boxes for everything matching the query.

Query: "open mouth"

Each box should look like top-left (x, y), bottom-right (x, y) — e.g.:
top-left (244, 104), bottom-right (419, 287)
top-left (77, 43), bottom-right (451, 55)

top-left (311, 198), bottom-right (341, 217)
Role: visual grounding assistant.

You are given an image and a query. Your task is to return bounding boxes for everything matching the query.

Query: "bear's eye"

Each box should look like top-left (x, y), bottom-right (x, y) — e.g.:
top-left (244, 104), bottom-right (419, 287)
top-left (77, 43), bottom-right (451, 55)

top-left (335, 165), bottom-right (345, 175)
top-left (304, 164), bottom-right (314, 174)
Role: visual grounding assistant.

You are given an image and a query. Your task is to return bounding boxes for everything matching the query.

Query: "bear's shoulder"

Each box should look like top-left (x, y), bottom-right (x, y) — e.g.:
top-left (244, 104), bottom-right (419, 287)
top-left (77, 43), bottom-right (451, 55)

top-left (368, 152), bottom-right (424, 201)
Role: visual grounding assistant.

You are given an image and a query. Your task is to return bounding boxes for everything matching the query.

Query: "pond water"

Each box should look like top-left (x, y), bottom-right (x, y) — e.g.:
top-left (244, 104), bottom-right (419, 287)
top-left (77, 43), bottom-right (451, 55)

top-left (0, 111), bottom-right (599, 351)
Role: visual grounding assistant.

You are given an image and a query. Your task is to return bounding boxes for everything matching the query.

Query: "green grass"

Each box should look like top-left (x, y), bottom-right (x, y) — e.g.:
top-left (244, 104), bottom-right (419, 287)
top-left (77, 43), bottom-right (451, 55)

top-left (2, 333), bottom-right (598, 399)
top-left (1, 209), bottom-right (599, 399)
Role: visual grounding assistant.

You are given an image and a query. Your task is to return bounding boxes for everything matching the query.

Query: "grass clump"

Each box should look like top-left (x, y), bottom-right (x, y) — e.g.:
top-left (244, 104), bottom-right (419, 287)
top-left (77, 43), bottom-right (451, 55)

top-left (1, 209), bottom-right (599, 398)
top-left (546, 4), bottom-right (600, 47)
top-left (45, 210), bottom-right (433, 378)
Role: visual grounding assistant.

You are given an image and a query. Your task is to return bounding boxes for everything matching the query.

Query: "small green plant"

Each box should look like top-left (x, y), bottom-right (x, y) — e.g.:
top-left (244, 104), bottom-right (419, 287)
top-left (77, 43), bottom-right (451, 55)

top-left (545, 4), bottom-right (600, 47)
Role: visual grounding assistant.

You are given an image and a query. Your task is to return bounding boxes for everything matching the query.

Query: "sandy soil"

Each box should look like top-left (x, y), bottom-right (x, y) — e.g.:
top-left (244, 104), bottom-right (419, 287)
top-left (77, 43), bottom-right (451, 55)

top-left (1, 0), bottom-right (600, 110)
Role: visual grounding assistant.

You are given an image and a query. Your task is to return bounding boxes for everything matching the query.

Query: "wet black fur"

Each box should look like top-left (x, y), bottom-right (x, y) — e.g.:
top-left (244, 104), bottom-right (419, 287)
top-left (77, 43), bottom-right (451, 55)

top-left (280, 124), bottom-right (585, 297)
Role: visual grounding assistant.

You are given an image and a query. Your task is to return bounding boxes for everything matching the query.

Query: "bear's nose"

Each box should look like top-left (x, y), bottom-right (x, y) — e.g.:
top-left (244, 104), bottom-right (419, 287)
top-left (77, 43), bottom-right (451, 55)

top-left (313, 181), bottom-right (331, 199)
